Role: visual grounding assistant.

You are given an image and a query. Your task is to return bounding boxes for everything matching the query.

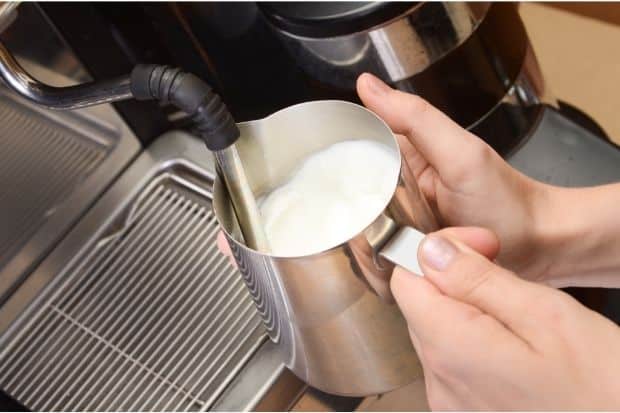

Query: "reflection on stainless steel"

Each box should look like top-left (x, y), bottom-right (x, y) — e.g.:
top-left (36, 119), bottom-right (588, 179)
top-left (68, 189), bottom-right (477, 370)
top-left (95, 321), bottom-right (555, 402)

top-left (214, 101), bottom-right (438, 396)
top-left (379, 227), bottom-right (426, 276)
top-left (268, 2), bottom-right (547, 158)
top-left (393, 149), bottom-right (440, 233)
top-left (367, 3), bottom-right (488, 82)
top-left (368, 18), bottom-right (431, 82)
top-left (1, 3), bottom-right (90, 84)
top-left (0, 132), bottom-right (272, 411)
top-left (0, 41), bottom-right (132, 110)
top-left (303, 36), bottom-right (370, 67)
top-left (271, 3), bottom-right (490, 88)
top-left (0, 61), bottom-right (140, 303)
top-left (214, 146), bottom-right (271, 252)
top-left (0, 2), bottom-right (18, 33)
top-left (211, 340), bottom-right (305, 411)
top-left (514, 44), bottom-right (553, 108)
top-left (350, 214), bottom-right (399, 302)
top-left (470, 44), bottom-right (554, 156)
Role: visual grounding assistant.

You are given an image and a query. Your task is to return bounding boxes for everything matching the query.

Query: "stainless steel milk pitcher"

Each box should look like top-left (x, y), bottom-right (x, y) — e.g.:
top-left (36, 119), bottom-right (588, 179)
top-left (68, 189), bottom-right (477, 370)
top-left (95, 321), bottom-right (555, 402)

top-left (213, 100), bottom-right (439, 396)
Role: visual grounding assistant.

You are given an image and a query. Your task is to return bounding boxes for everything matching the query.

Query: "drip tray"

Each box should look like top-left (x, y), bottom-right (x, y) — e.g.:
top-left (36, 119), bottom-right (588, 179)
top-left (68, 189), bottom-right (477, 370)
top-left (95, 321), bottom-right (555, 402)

top-left (0, 86), bottom-right (140, 301)
top-left (0, 131), bottom-right (303, 411)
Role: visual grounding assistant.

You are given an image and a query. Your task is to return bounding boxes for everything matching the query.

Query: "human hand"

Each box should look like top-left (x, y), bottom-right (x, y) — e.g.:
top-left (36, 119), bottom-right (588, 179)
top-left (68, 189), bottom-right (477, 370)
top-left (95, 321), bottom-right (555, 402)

top-left (357, 73), bottom-right (554, 281)
top-left (395, 226), bottom-right (620, 410)
top-left (217, 73), bottom-right (620, 288)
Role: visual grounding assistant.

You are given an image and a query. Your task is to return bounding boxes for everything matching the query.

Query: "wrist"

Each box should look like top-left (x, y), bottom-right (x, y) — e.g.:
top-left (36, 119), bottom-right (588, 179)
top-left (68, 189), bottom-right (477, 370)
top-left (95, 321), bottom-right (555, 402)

top-left (529, 183), bottom-right (620, 287)
top-left (527, 184), bottom-right (578, 282)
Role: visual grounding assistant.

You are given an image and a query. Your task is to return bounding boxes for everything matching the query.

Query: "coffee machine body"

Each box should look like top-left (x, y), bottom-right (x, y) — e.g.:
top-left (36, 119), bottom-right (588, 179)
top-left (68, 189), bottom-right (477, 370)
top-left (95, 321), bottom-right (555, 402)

top-left (1, 2), bottom-right (620, 411)
top-left (34, 2), bottom-right (547, 155)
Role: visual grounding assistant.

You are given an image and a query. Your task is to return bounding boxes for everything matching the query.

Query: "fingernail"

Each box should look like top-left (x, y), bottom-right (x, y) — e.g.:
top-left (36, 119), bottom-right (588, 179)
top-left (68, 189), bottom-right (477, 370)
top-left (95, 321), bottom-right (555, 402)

top-left (420, 235), bottom-right (457, 271)
top-left (364, 73), bottom-right (390, 96)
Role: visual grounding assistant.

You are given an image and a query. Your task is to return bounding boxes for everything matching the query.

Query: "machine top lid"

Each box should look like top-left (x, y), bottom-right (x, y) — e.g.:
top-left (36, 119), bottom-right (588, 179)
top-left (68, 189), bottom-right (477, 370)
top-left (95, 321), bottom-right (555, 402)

top-left (259, 2), bottom-right (417, 38)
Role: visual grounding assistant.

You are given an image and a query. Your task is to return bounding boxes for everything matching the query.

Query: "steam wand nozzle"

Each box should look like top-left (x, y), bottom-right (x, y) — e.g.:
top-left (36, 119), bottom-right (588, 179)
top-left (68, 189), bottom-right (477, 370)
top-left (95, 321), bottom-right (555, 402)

top-left (130, 65), bottom-right (270, 252)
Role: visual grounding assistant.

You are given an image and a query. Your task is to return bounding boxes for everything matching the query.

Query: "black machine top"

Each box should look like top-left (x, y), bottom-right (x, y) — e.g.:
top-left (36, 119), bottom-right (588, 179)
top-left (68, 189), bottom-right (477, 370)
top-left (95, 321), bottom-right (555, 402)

top-left (258, 2), bottom-right (417, 38)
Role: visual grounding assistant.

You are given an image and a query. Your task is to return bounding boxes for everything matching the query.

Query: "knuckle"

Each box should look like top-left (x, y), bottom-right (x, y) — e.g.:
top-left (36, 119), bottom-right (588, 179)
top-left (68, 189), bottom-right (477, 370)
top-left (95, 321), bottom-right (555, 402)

top-left (470, 140), bottom-right (495, 167)
top-left (529, 290), bottom-right (583, 357)
top-left (456, 141), bottom-right (495, 182)
top-left (536, 290), bottom-right (575, 328)
top-left (407, 94), bottom-right (433, 115)
top-left (404, 95), bottom-right (434, 133)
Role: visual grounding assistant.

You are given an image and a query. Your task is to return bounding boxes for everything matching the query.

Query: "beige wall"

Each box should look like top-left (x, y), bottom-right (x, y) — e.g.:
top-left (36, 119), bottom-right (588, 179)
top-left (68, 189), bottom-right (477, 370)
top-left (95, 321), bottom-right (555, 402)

top-left (521, 3), bottom-right (620, 143)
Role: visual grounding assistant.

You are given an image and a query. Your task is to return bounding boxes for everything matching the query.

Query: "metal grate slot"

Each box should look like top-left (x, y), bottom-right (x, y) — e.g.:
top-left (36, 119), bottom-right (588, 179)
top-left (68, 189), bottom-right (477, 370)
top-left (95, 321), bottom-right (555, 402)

top-left (0, 94), bottom-right (109, 270)
top-left (0, 173), bottom-right (266, 411)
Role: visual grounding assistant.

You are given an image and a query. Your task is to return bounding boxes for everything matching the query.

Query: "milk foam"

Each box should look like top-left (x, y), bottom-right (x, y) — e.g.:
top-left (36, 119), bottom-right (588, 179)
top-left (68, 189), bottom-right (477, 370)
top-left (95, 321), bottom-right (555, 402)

top-left (259, 139), bottom-right (399, 256)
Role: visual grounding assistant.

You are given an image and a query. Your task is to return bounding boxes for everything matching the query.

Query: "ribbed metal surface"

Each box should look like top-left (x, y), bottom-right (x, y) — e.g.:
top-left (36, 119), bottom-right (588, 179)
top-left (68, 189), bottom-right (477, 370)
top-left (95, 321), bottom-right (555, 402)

top-left (0, 94), bottom-right (107, 269)
top-left (232, 241), bottom-right (282, 343)
top-left (0, 173), bottom-right (266, 411)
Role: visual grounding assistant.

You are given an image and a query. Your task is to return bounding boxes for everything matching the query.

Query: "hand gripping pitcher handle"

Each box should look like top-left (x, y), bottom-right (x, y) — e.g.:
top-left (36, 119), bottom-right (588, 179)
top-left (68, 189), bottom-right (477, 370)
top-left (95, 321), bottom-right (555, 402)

top-left (379, 226), bottom-right (427, 275)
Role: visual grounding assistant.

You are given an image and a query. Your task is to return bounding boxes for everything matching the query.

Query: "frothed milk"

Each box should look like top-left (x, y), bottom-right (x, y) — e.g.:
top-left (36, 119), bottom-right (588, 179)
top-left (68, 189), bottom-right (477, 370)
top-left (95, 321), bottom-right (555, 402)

top-left (259, 139), bottom-right (399, 256)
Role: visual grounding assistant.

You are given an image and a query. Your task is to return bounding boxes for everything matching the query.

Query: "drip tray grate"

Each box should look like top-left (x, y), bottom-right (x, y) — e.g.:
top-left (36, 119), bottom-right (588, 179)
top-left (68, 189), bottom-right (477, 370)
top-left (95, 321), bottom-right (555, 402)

top-left (0, 93), bottom-right (109, 270)
top-left (0, 173), bottom-right (266, 411)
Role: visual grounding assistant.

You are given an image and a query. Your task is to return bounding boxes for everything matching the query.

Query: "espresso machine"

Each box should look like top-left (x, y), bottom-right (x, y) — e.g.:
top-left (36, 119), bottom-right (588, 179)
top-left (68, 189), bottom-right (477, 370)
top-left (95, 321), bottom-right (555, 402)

top-left (1, 2), bottom-right (620, 411)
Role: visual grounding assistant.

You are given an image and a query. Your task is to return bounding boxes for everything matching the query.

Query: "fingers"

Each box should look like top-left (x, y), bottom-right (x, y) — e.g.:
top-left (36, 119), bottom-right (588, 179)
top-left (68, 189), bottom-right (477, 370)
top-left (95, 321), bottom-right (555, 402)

top-left (391, 226), bottom-right (500, 347)
top-left (417, 228), bottom-right (543, 338)
top-left (439, 227), bottom-right (500, 260)
top-left (392, 264), bottom-right (526, 368)
top-left (356, 73), bottom-right (487, 183)
top-left (392, 231), bottom-right (534, 389)
top-left (394, 133), bottom-right (430, 180)
top-left (216, 231), bottom-right (231, 256)
top-left (391, 267), bottom-right (483, 348)
top-left (217, 231), bottom-right (238, 268)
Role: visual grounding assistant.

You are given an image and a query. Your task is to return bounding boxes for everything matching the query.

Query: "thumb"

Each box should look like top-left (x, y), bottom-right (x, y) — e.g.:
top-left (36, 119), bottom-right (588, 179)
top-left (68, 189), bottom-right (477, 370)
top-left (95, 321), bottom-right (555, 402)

top-left (438, 226), bottom-right (500, 261)
top-left (356, 73), bottom-right (486, 183)
top-left (417, 229), bottom-right (541, 337)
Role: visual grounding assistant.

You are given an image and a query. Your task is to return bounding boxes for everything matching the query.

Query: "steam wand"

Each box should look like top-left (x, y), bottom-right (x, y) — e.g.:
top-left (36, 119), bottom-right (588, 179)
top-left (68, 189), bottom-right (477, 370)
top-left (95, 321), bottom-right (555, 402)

top-left (129, 65), bottom-right (270, 252)
top-left (0, 41), bottom-right (270, 251)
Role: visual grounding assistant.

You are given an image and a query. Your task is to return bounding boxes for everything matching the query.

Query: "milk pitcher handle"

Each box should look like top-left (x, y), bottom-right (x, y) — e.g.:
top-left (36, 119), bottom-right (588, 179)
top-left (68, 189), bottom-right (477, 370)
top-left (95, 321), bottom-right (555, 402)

top-left (379, 226), bottom-right (427, 275)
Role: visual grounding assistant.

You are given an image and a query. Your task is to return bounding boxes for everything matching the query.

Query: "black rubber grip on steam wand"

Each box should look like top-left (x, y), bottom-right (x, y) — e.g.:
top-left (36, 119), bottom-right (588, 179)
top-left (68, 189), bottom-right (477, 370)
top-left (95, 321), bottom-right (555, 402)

top-left (129, 64), bottom-right (239, 151)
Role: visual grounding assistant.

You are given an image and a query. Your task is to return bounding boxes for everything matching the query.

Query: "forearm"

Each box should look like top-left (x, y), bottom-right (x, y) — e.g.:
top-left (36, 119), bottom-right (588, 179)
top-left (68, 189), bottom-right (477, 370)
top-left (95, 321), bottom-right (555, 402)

top-left (533, 182), bottom-right (620, 288)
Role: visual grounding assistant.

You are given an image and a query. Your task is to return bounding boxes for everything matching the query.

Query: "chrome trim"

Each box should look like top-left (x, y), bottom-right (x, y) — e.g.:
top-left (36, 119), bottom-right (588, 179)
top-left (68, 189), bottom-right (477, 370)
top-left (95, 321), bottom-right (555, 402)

top-left (214, 147), bottom-right (271, 252)
top-left (273, 3), bottom-right (490, 85)
top-left (0, 2), bottom-right (18, 33)
top-left (0, 42), bottom-right (132, 110)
